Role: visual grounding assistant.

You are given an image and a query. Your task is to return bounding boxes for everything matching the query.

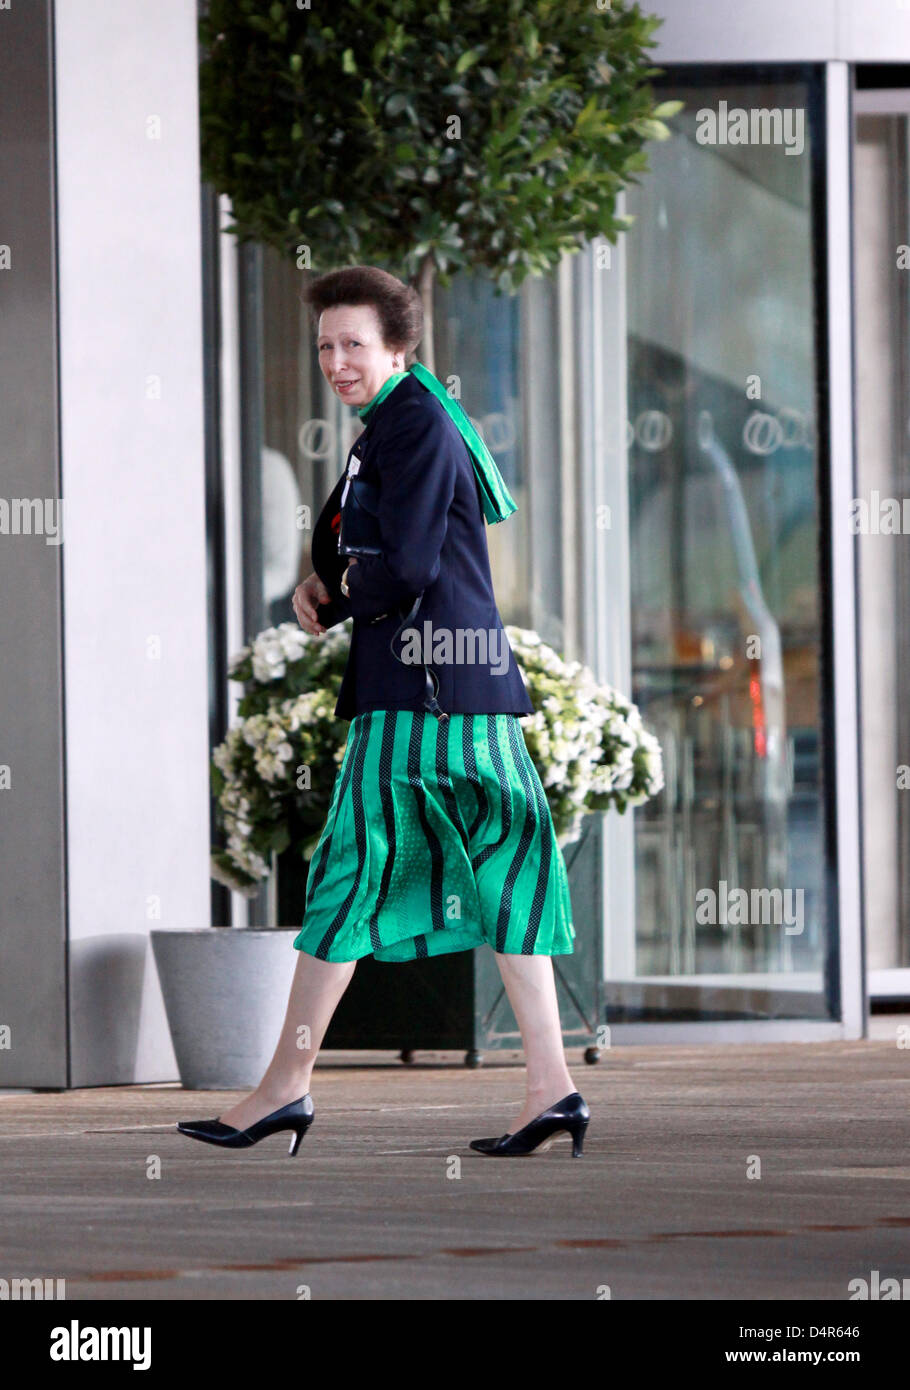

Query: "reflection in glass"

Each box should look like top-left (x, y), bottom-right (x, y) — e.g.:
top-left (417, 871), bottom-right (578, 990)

top-left (621, 73), bottom-right (832, 1019)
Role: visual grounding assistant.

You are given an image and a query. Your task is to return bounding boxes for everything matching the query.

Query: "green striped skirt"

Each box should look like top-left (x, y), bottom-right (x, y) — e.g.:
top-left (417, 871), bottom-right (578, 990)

top-left (293, 710), bottom-right (576, 963)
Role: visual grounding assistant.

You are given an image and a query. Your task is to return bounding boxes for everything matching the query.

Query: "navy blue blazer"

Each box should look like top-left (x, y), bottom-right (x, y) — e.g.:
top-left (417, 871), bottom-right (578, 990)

top-left (311, 372), bottom-right (535, 722)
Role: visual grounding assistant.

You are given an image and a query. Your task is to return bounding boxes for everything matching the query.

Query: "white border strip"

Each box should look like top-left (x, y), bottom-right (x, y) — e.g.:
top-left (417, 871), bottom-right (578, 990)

top-left (868, 968), bottom-right (910, 996)
top-left (853, 90), bottom-right (910, 116)
top-left (827, 62), bottom-right (865, 1038)
top-left (574, 238), bottom-right (637, 981)
top-left (650, 0), bottom-right (910, 64)
top-left (218, 195), bottom-right (248, 928)
top-left (602, 1021), bottom-right (847, 1045)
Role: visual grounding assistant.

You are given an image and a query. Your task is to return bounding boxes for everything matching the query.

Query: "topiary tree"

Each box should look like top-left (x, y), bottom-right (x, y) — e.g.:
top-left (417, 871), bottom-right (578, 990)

top-left (199, 0), bottom-right (679, 367)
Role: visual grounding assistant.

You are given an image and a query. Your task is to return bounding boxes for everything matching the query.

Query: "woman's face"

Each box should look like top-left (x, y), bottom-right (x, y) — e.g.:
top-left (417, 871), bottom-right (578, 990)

top-left (317, 303), bottom-right (405, 407)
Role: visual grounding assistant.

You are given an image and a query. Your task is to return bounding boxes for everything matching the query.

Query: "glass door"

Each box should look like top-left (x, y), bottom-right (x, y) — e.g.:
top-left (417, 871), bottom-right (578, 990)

top-left (616, 66), bottom-right (838, 1021)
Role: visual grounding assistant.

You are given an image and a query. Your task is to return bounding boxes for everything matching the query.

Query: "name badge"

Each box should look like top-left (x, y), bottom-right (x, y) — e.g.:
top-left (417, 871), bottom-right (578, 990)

top-left (339, 449), bottom-right (360, 510)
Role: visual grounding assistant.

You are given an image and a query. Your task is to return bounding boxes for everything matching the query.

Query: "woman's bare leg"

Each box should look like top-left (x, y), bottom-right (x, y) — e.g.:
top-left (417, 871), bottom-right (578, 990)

top-left (218, 952), bottom-right (357, 1132)
top-left (494, 953), bottom-right (577, 1133)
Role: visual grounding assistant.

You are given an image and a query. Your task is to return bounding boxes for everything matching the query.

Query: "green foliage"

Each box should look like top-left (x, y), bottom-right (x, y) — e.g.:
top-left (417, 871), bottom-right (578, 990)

top-left (198, 0), bottom-right (676, 290)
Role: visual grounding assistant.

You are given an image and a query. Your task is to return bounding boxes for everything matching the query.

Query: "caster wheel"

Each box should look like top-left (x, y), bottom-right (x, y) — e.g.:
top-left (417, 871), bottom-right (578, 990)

top-left (400, 1049), bottom-right (416, 1064)
top-left (464, 1049), bottom-right (483, 1068)
top-left (584, 1047), bottom-right (601, 1065)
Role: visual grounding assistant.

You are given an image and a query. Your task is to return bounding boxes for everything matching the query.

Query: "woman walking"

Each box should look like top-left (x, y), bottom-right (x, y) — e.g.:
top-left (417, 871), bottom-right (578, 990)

top-left (178, 266), bottom-right (589, 1158)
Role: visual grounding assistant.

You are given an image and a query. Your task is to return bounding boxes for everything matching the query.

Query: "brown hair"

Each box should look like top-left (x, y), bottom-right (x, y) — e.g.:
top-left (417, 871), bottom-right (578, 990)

top-left (302, 265), bottom-right (423, 364)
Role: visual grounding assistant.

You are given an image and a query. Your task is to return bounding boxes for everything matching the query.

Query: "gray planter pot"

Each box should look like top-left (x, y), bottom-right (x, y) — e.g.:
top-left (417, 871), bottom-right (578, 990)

top-left (151, 928), bottom-right (299, 1089)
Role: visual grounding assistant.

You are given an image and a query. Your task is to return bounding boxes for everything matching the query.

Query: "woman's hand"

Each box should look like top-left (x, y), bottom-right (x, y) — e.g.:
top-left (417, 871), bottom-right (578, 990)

top-left (292, 572), bottom-right (331, 635)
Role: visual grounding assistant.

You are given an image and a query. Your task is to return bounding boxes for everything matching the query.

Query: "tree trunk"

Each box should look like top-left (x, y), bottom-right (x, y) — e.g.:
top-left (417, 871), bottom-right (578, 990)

top-left (415, 252), bottom-right (436, 374)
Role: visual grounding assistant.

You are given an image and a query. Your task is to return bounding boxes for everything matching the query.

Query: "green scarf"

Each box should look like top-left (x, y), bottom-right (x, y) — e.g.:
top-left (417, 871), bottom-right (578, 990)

top-left (356, 363), bottom-right (517, 524)
top-left (356, 371), bottom-right (409, 422)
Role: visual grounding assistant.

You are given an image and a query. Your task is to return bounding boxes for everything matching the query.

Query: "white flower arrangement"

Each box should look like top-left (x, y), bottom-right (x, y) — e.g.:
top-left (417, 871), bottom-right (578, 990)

top-left (210, 623), bottom-right (352, 896)
top-left (210, 619), bottom-right (664, 894)
top-left (505, 626), bottom-right (665, 847)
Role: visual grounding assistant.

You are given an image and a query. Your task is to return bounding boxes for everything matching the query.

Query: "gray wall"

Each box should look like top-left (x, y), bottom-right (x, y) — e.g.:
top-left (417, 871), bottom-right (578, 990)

top-left (55, 0), bottom-right (210, 1084)
top-left (0, 0), bottom-right (68, 1087)
top-left (1, 0), bottom-right (210, 1087)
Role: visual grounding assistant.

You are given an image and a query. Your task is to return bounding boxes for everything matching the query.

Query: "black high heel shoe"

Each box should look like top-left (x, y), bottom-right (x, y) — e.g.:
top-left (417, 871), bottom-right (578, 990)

top-left (469, 1091), bottom-right (589, 1157)
top-left (176, 1094), bottom-right (314, 1156)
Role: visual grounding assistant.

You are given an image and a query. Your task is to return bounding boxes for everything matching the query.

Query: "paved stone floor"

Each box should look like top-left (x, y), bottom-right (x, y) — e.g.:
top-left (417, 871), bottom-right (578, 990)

top-left (1, 1035), bottom-right (909, 1300)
